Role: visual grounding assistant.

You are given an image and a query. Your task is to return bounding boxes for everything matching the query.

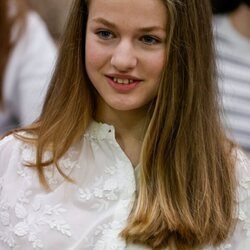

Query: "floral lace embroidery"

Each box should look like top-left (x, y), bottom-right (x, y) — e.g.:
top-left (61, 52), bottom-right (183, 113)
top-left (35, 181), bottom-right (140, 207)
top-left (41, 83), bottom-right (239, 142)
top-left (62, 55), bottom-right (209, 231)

top-left (79, 129), bottom-right (136, 250)
top-left (21, 140), bottom-right (80, 189)
top-left (0, 140), bottom-right (72, 249)
top-left (0, 196), bottom-right (71, 249)
top-left (78, 163), bottom-right (120, 212)
top-left (236, 151), bottom-right (250, 238)
top-left (84, 221), bottom-right (126, 250)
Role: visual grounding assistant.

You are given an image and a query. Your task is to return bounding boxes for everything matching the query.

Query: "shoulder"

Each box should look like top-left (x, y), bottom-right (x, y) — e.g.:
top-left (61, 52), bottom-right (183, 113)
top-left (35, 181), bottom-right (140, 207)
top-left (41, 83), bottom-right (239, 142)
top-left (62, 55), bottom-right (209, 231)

top-left (0, 134), bottom-right (19, 155)
top-left (0, 134), bottom-right (21, 176)
top-left (0, 133), bottom-right (36, 176)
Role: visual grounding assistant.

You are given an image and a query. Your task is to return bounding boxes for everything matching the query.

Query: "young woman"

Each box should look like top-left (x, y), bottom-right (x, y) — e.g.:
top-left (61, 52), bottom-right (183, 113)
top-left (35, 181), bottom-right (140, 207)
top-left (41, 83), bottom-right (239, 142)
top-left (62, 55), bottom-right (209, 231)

top-left (0, 0), bottom-right (56, 134)
top-left (0, 0), bottom-right (249, 249)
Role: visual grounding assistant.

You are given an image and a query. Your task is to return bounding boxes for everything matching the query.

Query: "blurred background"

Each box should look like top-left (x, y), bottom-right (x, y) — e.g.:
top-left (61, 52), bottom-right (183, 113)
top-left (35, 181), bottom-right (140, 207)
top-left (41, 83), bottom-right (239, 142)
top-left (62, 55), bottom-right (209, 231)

top-left (0, 0), bottom-right (72, 134)
top-left (0, 0), bottom-right (56, 134)
top-left (28, 0), bottom-right (73, 44)
top-left (211, 0), bottom-right (250, 154)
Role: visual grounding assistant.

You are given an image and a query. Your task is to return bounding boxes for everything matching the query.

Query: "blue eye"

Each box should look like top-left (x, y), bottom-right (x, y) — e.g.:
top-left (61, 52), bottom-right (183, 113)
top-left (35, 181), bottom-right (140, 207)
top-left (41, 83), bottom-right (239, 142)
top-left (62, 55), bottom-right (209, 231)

top-left (96, 30), bottom-right (114, 40)
top-left (141, 35), bottom-right (160, 45)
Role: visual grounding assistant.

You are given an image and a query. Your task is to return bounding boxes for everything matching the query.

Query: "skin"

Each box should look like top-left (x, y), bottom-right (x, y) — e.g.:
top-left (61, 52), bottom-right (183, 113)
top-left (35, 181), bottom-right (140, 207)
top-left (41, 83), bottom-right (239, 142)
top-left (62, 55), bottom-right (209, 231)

top-left (230, 4), bottom-right (250, 39)
top-left (85, 0), bottom-right (167, 166)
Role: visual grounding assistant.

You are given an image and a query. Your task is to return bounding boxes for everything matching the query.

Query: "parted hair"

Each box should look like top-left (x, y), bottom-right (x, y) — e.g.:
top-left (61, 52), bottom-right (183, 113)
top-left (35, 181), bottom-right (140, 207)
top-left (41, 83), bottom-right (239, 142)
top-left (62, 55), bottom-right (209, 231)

top-left (15, 0), bottom-right (236, 249)
top-left (0, 0), bottom-right (27, 107)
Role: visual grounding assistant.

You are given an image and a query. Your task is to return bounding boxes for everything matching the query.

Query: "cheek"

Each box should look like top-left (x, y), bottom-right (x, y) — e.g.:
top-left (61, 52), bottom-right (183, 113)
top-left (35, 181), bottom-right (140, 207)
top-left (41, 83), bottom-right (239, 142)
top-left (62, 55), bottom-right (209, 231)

top-left (85, 35), bottom-right (110, 71)
top-left (85, 38), bottom-right (99, 69)
top-left (146, 52), bottom-right (165, 80)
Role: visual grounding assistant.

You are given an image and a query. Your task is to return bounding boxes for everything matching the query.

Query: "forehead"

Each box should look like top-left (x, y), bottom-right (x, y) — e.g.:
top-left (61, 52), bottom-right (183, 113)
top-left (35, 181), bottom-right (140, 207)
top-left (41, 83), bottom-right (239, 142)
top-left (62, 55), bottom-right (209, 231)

top-left (87, 0), bottom-right (167, 30)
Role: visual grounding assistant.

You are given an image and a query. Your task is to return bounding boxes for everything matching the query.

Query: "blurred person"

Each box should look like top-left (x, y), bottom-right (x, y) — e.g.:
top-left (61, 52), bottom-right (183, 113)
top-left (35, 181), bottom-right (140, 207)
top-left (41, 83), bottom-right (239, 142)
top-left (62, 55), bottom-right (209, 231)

top-left (212, 0), bottom-right (250, 153)
top-left (28, 0), bottom-right (73, 43)
top-left (0, 0), bottom-right (57, 134)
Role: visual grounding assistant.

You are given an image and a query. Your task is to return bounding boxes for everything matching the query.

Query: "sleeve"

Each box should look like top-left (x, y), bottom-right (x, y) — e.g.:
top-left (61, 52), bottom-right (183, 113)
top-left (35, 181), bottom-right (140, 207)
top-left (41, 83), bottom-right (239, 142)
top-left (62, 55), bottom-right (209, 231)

top-left (12, 12), bottom-right (57, 125)
top-left (223, 150), bottom-right (250, 250)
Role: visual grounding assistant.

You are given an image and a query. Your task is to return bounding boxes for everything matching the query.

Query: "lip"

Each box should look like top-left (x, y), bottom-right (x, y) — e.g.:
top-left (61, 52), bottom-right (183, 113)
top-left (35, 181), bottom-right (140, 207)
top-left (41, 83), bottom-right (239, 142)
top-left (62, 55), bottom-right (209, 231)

top-left (105, 75), bottom-right (142, 92)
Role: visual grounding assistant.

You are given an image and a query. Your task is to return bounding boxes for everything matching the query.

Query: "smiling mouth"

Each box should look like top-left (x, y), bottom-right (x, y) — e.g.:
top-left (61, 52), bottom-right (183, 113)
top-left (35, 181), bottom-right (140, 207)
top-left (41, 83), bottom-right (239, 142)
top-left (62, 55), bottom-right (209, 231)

top-left (113, 78), bottom-right (135, 84)
top-left (106, 76), bottom-right (141, 91)
top-left (107, 77), bottom-right (141, 85)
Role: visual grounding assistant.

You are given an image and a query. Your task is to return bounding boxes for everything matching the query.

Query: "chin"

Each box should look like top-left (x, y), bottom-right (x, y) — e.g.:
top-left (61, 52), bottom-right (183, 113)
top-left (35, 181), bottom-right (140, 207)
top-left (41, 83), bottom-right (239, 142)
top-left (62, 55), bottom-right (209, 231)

top-left (112, 106), bottom-right (137, 111)
top-left (107, 101), bottom-right (139, 111)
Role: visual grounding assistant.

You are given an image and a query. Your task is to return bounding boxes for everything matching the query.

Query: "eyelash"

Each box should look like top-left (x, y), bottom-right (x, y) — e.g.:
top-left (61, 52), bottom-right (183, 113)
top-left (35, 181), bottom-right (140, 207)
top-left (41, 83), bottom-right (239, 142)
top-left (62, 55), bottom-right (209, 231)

top-left (96, 30), bottom-right (115, 40)
top-left (95, 30), bottom-right (161, 45)
top-left (140, 35), bottom-right (160, 45)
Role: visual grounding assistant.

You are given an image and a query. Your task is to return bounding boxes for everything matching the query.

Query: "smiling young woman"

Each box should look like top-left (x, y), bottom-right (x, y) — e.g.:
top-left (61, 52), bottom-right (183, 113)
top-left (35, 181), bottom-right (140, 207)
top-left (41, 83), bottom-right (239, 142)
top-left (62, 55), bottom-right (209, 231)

top-left (85, 0), bottom-right (166, 115)
top-left (0, 0), bottom-right (249, 249)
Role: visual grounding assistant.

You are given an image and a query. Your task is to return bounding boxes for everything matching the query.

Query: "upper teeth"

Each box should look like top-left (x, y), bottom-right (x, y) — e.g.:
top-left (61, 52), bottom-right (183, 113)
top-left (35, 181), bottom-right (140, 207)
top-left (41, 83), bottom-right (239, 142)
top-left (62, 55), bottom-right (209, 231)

top-left (113, 78), bottom-right (134, 84)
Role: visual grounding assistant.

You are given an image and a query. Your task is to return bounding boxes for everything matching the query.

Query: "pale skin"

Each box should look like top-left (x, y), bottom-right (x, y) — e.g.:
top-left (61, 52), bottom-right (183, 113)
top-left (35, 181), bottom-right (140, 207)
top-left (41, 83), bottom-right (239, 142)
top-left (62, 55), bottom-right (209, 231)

top-left (85, 0), bottom-right (167, 167)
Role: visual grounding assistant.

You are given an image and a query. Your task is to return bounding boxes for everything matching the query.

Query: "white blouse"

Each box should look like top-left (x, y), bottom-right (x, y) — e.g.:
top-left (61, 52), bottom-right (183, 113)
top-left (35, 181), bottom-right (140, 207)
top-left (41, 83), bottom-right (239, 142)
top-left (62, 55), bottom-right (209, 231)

top-left (0, 121), bottom-right (250, 250)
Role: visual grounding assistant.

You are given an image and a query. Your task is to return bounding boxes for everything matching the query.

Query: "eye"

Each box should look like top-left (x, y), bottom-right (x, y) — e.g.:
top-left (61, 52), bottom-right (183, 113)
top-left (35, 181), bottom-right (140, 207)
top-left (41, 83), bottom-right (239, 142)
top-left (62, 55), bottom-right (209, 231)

top-left (96, 30), bottom-right (114, 40)
top-left (141, 35), bottom-right (160, 45)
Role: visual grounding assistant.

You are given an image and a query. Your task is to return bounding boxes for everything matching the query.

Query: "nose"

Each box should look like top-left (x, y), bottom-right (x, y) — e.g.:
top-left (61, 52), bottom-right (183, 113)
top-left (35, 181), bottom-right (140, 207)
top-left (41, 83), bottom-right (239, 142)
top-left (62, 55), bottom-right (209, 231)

top-left (110, 40), bottom-right (137, 72)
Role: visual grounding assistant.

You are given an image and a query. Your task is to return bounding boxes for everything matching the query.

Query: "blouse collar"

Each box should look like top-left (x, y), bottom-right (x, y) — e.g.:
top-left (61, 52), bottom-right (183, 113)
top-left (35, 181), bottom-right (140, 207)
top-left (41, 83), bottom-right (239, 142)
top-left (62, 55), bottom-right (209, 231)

top-left (85, 120), bottom-right (116, 140)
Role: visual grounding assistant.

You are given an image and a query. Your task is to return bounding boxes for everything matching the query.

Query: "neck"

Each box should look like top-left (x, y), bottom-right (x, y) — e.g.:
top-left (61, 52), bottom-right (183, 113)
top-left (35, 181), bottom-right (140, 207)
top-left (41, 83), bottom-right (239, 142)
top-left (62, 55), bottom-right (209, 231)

top-left (96, 101), bottom-right (151, 140)
top-left (95, 99), bottom-right (153, 167)
top-left (229, 4), bottom-right (250, 39)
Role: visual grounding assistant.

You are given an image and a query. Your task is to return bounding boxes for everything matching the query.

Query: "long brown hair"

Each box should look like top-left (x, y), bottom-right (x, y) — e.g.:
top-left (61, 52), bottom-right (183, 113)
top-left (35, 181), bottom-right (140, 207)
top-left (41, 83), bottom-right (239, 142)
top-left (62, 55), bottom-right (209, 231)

top-left (0, 0), bottom-right (27, 107)
top-left (14, 0), bottom-right (236, 249)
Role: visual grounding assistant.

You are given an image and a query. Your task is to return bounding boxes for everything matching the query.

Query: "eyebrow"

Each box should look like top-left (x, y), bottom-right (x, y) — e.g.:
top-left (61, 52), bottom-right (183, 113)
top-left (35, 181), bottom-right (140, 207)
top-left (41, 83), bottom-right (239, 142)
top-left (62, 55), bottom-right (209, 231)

top-left (91, 17), bottom-right (166, 32)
